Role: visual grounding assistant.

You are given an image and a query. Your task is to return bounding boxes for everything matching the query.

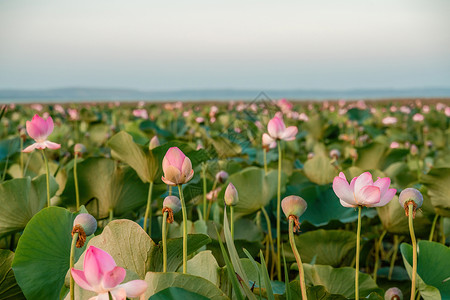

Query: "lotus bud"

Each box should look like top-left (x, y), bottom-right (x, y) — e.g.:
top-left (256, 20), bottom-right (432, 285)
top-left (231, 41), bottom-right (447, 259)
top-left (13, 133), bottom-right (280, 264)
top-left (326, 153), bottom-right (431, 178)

top-left (281, 195), bottom-right (307, 219)
top-left (163, 195), bottom-right (181, 223)
top-left (72, 213), bottom-right (97, 248)
top-left (399, 188), bottom-right (423, 218)
top-left (215, 171), bottom-right (229, 184)
top-left (307, 152), bottom-right (315, 160)
top-left (149, 136), bottom-right (160, 150)
top-left (410, 144), bottom-right (418, 156)
top-left (74, 143), bottom-right (86, 157)
top-left (329, 149), bottom-right (340, 159)
top-left (224, 183), bottom-right (238, 206)
top-left (161, 147), bottom-right (194, 186)
top-left (384, 287), bottom-right (403, 300)
top-left (163, 196), bottom-right (181, 214)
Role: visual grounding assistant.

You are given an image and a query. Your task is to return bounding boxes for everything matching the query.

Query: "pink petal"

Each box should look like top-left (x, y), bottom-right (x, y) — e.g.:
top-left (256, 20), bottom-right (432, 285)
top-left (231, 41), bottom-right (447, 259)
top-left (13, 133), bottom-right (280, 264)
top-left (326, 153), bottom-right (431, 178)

top-left (357, 186), bottom-right (381, 206)
top-left (22, 143), bottom-right (38, 153)
top-left (84, 246), bottom-right (117, 289)
top-left (162, 165), bottom-right (182, 185)
top-left (340, 199), bottom-right (357, 208)
top-left (161, 176), bottom-right (176, 186)
top-left (26, 119), bottom-right (46, 141)
top-left (44, 141), bottom-right (61, 150)
top-left (71, 268), bottom-right (95, 292)
top-left (91, 293), bottom-right (109, 300)
top-left (333, 176), bottom-right (357, 206)
top-left (45, 116), bottom-right (54, 137)
top-left (167, 147), bottom-right (186, 170)
top-left (109, 288), bottom-right (127, 300)
top-left (262, 133), bottom-right (275, 147)
top-left (269, 141), bottom-right (277, 149)
top-left (338, 172), bottom-right (347, 180)
top-left (373, 177), bottom-right (390, 196)
top-left (118, 280), bottom-right (148, 298)
top-left (267, 116), bottom-right (285, 139)
top-left (280, 126), bottom-right (298, 141)
top-left (373, 188), bottom-right (396, 207)
top-left (102, 266), bottom-right (126, 289)
top-left (185, 169), bottom-right (194, 183)
top-left (354, 172), bottom-right (374, 195)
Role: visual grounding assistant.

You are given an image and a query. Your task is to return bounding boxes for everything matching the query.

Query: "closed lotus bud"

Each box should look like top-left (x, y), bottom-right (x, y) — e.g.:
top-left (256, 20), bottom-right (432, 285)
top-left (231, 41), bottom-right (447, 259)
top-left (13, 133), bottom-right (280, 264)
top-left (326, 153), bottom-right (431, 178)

top-left (282, 195), bottom-right (307, 218)
top-left (224, 183), bottom-right (238, 206)
top-left (215, 171), bottom-right (229, 184)
top-left (161, 147), bottom-right (194, 186)
top-left (384, 287), bottom-right (403, 300)
top-left (329, 149), bottom-right (340, 159)
top-left (399, 188), bottom-right (423, 208)
top-left (163, 196), bottom-right (181, 214)
top-left (307, 152), bottom-right (315, 160)
top-left (149, 136), bottom-right (160, 150)
top-left (410, 144), bottom-right (418, 156)
top-left (73, 213), bottom-right (97, 236)
top-left (74, 143), bottom-right (86, 156)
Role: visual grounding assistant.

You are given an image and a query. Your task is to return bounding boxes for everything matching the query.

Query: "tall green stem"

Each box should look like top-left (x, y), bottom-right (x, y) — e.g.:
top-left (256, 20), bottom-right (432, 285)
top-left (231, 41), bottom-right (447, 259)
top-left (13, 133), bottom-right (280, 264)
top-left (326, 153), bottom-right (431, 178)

top-left (74, 154), bottom-right (80, 211)
top-left (108, 208), bottom-right (113, 223)
top-left (41, 150), bottom-right (51, 207)
top-left (162, 211), bottom-right (168, 272)
top-left (143, 181), bottom-right (154, 235)
top-left (230, 206), bottom-right (235, 240)
top-left (276, 141), bottom-right (282, 281)
top-left (355, 206), bottom-right (362, 300)
top-left (70, 232), bottom-right (79, 300)
top-left (429, 214), bottom-right (439, 241)
top-left (205, 180), bottom-right (218, 221)
top-left (408, 204), bottom-right (417, 300)
top-left (440, 216), bottom-right (446, 244)
top-left (261, 207), bottom-right (276, 279)
top-left (263, 148), bottom-right (268, 175)
top-left (373, 230), bottom-right (386, 282)
top-left (289, 218), bottom-right (307, 300)
top-left (388, 235), bottom-right (400, 280)
top-left (20, 138), bottom-right (24, 177)
top-left (178, 184), bottom-right (188, 273)
top-left (202, 163), bottom-right (207, 219)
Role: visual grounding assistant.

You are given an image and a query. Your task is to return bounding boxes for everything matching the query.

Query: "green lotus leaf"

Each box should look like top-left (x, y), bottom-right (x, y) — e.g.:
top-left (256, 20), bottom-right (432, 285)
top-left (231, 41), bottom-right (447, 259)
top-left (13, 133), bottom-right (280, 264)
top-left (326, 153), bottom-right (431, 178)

top-left (0, 249), bottom-right (25, 299)
top-left (421, 167), bottom-right (450, 217)
top-left (303, 155), bottom-right (338, 185)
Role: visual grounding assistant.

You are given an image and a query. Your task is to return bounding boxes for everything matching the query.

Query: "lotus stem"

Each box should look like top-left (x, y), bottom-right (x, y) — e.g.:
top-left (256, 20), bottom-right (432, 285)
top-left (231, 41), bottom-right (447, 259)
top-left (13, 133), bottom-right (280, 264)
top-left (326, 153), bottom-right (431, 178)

top-left (440, 216), bottom-right (446, 244)
top-left (263, 148), bottom-right (268, 175)
top-left (355, 205), bottom-right (362, 300)
top-left (169, 185), bottom-right (172, 196)
top-left (373, 229), bottom-right (386, 282)
top-left (20, 138), bottom-right (24, 177)
top-left (74, 154), bottom-right (80, 211)
top-left (276, 141), bottom-right (282, 281)
top-left (288, 217), bottom-right (307, 300)
top-left (143, 181), bottom-right (154, 235)
top-left (205, 179), bottom-right (217, 221)
top-left (429, 214), bottom-right (439, 241)
top-left (408, 203), bottom-right (417, 300)
top-left (108, 208), bottom-right (113, 223)
top-left (70, 232), bottom-right (79, 300)
top-left (162, 211), bottom-right (168, 272)
top-left (261, 206), bottom-right (276, 279)
top-left (388, 235), bottom-right (400, 280)
top-left (202, 163), bottom-right (207, 220)
top-left (41, 149), bottom-right (51, 207)
top-left (178, 184), bottom-right (188, 273)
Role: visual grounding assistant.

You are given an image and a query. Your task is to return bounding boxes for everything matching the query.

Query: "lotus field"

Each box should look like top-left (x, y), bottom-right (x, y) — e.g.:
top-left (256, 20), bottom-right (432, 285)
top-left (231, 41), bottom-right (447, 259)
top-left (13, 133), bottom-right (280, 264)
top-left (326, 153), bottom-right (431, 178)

top-left (1, 99), bottom-right (450, 300)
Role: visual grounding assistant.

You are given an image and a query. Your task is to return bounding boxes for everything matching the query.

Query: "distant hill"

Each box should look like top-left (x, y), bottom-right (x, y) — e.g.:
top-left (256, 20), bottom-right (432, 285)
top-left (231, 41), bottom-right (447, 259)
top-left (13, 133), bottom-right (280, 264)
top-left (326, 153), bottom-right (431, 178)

top-left (1, 87), bottom-right (450, 103)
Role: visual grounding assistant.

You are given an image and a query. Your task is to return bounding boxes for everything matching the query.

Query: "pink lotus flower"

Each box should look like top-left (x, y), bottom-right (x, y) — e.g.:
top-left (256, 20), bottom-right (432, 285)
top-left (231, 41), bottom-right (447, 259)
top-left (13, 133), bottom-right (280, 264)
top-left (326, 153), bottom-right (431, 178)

top-left (71, 246), bottom-right (147, 300)
top-left (333, 172), bottom-right (396, 208)
top-left (412, 113), bottom-right (424, 122)
top-left (262, 116), bottom-right (298, 149)
top-left (161, 147), bottom-right (194, 186)
top-left (23, 114), bottom-right (61, 152)
top-left (132, 109), bottom-right (148, 119)
top-left (382, 116), bottom-right (397, 125)
top-left (277, 98), bottom-right (293, 112)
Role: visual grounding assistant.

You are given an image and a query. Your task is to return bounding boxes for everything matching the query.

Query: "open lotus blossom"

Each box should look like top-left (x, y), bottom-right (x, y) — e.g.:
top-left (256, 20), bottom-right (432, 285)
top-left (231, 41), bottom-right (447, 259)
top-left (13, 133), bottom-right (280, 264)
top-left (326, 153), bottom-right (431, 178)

top-left (71, 246), bottom-right (147, 300)
top-left (161, 147), bottom-right (194, 186)
top-left (333, 172), bottom-right (396, 208)
top-left (262, 116), bottom-right (298, 149)
top-left (23, 114), bottom-right (61, 152)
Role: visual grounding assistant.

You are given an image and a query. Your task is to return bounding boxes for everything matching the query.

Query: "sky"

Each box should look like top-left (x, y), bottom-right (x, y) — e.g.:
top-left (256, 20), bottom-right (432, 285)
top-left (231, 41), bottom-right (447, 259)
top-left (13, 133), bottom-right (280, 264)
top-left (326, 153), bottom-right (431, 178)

top-left (0, 0), bottom-right (449, 90)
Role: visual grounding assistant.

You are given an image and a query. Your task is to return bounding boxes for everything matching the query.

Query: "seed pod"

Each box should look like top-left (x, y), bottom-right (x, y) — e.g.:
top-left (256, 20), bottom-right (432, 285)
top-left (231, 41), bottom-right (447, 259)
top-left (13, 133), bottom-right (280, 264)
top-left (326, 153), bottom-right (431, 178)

top-left (281, 195), bottom-right (307, 219)
top-left (384, 287), bottom-right (403, 300)
top-left (163, 196), bottom-right (181, 214)
top-left (399, 188), bottom-right (423, 208)
top-left (73, 213), bottom-right (97, 236)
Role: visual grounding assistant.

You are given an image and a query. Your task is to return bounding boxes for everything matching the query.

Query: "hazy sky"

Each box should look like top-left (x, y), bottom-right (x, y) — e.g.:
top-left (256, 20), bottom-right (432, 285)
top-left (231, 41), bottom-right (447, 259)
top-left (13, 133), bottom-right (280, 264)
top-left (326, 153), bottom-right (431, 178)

top-left (0, 0), bottom-right (449, 90)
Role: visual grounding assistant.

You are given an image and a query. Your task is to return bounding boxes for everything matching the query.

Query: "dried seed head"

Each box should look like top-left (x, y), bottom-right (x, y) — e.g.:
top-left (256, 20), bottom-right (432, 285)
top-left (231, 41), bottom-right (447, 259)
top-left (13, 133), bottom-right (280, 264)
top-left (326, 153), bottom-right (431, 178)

top-left (73, 213), bottom-right (97, 236)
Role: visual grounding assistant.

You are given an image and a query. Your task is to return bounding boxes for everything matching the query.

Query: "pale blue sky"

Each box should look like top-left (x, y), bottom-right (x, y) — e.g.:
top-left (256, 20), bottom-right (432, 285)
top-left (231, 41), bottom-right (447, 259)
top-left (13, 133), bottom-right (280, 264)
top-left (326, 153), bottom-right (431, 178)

top-left (0, 0), bottom-right (449, 90)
